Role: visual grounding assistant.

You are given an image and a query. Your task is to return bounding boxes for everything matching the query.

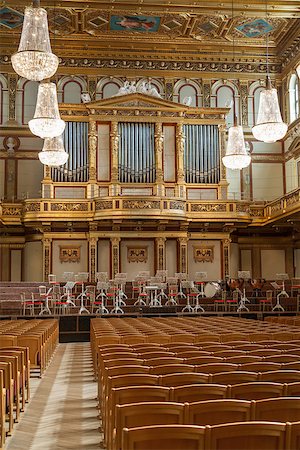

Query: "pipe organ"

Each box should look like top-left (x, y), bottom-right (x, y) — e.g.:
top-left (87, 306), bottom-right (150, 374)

top-left (183, 125), bottom-right (220, 184)
top-left (118, 122), bottom-right (156, 183)
top-left (51, 121), bottom-right (89, 183)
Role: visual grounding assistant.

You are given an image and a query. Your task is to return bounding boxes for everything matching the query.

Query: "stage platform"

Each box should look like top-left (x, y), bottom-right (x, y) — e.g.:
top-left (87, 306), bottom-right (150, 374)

top-left (0, 310), bottom-right (297, 342)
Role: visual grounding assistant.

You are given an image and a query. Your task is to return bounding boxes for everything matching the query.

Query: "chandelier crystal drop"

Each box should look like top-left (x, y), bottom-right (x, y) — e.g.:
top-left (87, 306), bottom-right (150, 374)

top-left (252, 77), bottom-right (288, 143)
top-left (222, 121), bottom-right (251, 170)
top-left (11, 6), bottom-right (58, 81)
top-left (39, 135), bottom-right (69, 167)
top-left (29, 82), bottom-right (65, 139)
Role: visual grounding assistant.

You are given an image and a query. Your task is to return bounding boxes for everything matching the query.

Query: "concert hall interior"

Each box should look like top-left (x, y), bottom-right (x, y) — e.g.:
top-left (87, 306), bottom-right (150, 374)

top-left (0, 1), bottom-right (300, 448)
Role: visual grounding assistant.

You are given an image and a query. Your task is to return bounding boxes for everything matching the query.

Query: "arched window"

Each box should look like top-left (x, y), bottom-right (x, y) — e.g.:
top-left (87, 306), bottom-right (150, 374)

top-left (57, 76), bottom-right (87, 104)
top-left (211, 81), bottom-right (239, 127)
top-left (289, 73), bottom-right (299, 123)
top-left (0, 75), bottom-right (9, 125)
top-left (96, 78), bottom-right (123, 100)
top-left (16, 79), bottom-right (39, 125)
top-left (173, 80), bottom-right (202, 106)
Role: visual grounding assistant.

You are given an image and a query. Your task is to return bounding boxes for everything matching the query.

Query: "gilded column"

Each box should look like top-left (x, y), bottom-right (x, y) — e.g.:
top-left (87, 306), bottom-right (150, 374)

top-left (156, 237), bottom-right (166, 271)
top-left (43, 238), bottom-right (52, 282)
top-left (175, 123), bottom-right (186, 199)
top-left (89, 236), bottom-right (98, 282)
top-left (218, 124), bottom-right (229, 199)
top-left (87, 119), bottom-right (98, 198)
top-left (110, 121), bottom-right (120, 196)
top-left (222, 238), bottom-right (231, 279)
top-left (110, 237), bottom-right (120, 278)
top-left (88, 120), bottom-right (97, 182)
top-left (178, 237), bottom-right (188, 274)
top-left (202, 81), bottom-right (211, 108)
top-left (8, 74), bottom-right (18, 124)
top-left (155, 122), bottom-right (164, 196)
top-left (240, 82), bottom-right (249, 126)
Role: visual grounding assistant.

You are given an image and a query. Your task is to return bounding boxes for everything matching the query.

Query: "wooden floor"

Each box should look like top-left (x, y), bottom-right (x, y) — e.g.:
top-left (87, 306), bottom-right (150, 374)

top-left (5, 343), bottom-right (101, 450)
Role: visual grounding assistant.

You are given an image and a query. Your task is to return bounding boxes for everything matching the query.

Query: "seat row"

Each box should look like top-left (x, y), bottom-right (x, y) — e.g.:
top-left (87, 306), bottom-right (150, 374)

top-left (0, 319), bottom-right (58, 376)
top-left (120, 421), bottom-right (300, 450)
top-left (112, 398), bottom-right (300, 450)
top-left (0, 345), bottom-right (31, 448)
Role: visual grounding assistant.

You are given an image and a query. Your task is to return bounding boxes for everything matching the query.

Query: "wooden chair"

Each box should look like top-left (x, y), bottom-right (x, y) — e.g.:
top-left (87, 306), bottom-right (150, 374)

top-left (195, 363), bottom-right (238, 374)
top-left (174, 350), bottom-right (211, 358)
top-left (187, 399), bottom-right (251, 426)
top-left (206, 421), bottom-right (286, 450)
top-left (286, 420), bottom-right (300, 450)
top-left (260, 370), bottom-right (300, 383)
top-left (259, 290), bottom-right (273, 311)
top-left (230, 382), bottom-right (284, 400)
top-left (137, 351), bottom-right (175, 359)
top-left (150, 364), bottom-right (195, 375)
top-left (248, 349), bottom-right (281, 357)
top-left (253, 397), bottom-right (300, 422)
top-left (264, 354), bottom-right (299, 364)
top-left (122, 424), bottom-right (205, 450)
top-left (146, 357), bottom-right (184, 366)
top-left (114, 402), bottom-right (185, 450)
top-left (211, 371), bottom-right (258, 385)
top-left (225, 355), bottom-right (261, 364)
top-left (239, 362), bottom-right (281, 373)
top-left (285, 381), bottom-right (300, 397)
top-left (185, 356), bottom-right (223, 365)
top-left (160, 372), bottom-right (209, 387)
top-left (213, 350), bottom-right (246, 358)
top-left (171, 384), bottom-right (228, 403)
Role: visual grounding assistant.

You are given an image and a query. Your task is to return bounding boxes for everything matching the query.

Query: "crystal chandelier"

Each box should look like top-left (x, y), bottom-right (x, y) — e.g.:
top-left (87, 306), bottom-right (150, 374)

top-left (222, 118), bottom-right (251, 170)
top-left (29, 82), bottom-right (65, 138)
top-left (252, 77), bottom-right (288, 143)
top-left (39, 135), bottom-right (69, 166)
top-left (11, 1), bottom-right (58, 81)
top-left (252, 0), bottom-right (287, 143)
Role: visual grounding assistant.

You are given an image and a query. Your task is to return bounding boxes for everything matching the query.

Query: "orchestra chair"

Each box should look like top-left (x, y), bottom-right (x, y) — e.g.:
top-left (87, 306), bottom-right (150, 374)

top-left (122, 424), bottom-right (206, 450)
top-left (186, 399), bottom-right (251, 427)
top-left (226, 290), bottom-right (239, 311)
top-left (206, 421), bottom-right (286, 450)
top-left (214, 291), bottom-right (227, 312)
top-left (253, 397), bottom-right (300, 422)
top-left (259, 290), bottom-right (273, 311)
top-left (171, 384), bottom-right (228, 403)
top-left (230, 382), bottom-right (284, 401)
top-left (114, 401), bottom-right (185, 450)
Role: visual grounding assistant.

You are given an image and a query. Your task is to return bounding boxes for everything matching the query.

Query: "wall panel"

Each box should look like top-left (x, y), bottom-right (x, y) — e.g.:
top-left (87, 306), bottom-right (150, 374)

top-left (187, 240), bottom-right (221, 281)
top-left (261, 249), bottom-right (285, 279)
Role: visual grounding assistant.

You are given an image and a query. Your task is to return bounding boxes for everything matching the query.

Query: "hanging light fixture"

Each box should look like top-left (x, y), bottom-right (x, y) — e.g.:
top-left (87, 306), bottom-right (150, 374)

top-left (297, 64), bottom-right (300, 78)
top-left (29, 81), bottom-right (65, 138)
top-left (222, 0), bottom-right (250, 171)
top-left (223, 117), bottom-right (251, 170)
top-left (252, 0), bottom-right (287, 143)
top-left (11, 0), bottom-right (58, 81)
top-left (39, 135), bottom-right (69, 166)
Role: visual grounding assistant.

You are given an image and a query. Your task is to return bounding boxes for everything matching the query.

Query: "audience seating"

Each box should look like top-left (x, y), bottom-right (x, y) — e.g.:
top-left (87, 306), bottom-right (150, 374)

top-left (92, 316), bottom-right (300, 450)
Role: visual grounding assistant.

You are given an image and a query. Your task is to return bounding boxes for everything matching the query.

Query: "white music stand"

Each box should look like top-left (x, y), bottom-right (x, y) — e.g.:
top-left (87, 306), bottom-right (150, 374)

top-left (273, 273), bottom-right (289, 312)
top-left (75, 272), bottom-right (90, 315)
top-left (175, 273), bottom-right (187, 299)
top-left (237, 271), bottom-right (251, 312)
top-left (39, 287), bottom-right (53, 315)
top-left (195, 272), bottom-right (207, 298)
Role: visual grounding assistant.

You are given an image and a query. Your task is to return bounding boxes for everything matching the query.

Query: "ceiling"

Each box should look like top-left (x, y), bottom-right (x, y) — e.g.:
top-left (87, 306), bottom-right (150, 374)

top-left (0, 0), bottom-right (299, 64)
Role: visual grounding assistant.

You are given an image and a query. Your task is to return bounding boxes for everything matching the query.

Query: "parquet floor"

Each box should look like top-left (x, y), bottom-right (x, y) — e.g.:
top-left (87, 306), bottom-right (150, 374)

top-left (6, 343), bottom-right (101, 450)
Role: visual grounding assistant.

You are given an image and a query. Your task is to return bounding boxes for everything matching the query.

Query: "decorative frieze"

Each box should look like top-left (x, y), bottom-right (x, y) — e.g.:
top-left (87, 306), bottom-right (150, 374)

top-left (123, 200), bottom-right (160, 209)
top-left (190, 203), bottom-right (227, 212)
top-left (50, 203), bottom-right (89, 211)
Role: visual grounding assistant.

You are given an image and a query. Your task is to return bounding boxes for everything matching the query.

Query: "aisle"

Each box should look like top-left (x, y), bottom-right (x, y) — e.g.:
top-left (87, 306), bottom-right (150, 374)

top-left (6, 343), bottom-right (100, 450)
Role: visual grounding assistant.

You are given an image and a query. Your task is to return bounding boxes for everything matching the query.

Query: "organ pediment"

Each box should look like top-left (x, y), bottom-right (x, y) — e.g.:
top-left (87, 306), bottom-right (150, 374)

top-left (85, 92), bottom-right (192, 111)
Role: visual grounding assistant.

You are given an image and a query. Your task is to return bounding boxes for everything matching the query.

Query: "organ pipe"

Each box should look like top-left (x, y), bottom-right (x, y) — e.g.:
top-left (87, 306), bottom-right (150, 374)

top-left (183, 124), bottom-right (220, 184)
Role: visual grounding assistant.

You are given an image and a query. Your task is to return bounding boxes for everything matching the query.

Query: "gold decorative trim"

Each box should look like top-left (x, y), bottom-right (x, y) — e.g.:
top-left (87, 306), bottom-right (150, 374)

top-left (193, 246), bottom-right (214, 263)
top-left (59, 246), bottom-right (81, 263)
top-left (127, 246), bottom-right (148, 263)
